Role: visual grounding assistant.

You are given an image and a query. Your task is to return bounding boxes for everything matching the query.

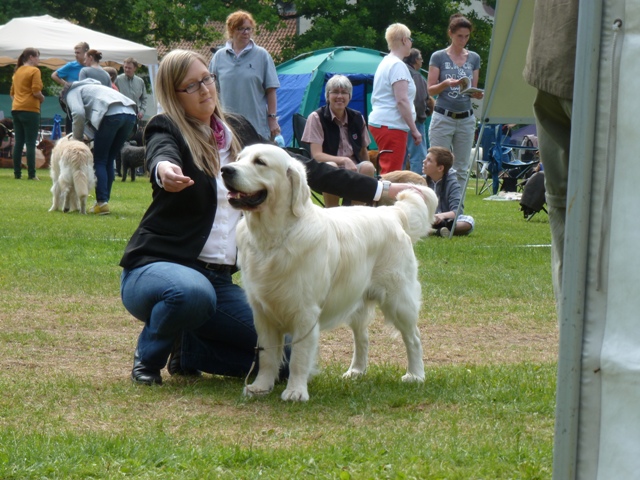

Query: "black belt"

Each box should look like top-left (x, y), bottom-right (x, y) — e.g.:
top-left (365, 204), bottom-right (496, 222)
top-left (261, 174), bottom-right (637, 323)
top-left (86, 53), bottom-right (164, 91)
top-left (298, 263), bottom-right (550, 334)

top-left (196, 260), bottom-right (237, 274)
top-left (434, 106), bottom-right (474, 119)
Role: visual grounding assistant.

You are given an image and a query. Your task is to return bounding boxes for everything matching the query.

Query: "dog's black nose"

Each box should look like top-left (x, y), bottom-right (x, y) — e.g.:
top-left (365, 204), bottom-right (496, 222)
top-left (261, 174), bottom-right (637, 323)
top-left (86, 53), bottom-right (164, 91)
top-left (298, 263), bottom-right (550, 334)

top-left (221, 165), bottom-right (235, 178)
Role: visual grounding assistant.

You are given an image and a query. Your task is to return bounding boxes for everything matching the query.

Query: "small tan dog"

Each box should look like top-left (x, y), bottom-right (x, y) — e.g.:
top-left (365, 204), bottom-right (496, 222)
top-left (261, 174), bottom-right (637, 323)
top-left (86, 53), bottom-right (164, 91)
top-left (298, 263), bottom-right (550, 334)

top-left (49, 135), bottom-right (95, 214)
top-left (376, 170), bottom-right (428, 206)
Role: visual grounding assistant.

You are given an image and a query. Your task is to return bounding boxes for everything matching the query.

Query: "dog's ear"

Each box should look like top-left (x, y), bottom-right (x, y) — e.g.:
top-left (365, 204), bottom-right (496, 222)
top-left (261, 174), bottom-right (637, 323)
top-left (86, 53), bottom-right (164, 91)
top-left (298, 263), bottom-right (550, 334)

top-left (287, 158), bottom-right (310, 217)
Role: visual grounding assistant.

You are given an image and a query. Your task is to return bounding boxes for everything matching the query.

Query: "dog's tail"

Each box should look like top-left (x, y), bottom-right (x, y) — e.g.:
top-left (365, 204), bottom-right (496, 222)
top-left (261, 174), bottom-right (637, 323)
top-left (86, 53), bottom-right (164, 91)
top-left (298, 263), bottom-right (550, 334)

top-left (394, 186), bottom-right (438, 243)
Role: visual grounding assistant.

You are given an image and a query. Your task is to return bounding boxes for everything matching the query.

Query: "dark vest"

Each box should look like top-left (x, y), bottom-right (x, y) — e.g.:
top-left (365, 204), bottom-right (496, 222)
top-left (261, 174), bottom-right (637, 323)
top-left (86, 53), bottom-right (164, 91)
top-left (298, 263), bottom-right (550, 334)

top-left (316, 105), bottom-right (365, 163)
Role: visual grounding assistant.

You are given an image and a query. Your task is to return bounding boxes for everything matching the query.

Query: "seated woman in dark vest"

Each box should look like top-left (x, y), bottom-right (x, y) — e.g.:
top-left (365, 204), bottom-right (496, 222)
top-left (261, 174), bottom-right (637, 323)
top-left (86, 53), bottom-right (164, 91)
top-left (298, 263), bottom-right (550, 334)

top-left (301, 75), bottom-right (376, 207)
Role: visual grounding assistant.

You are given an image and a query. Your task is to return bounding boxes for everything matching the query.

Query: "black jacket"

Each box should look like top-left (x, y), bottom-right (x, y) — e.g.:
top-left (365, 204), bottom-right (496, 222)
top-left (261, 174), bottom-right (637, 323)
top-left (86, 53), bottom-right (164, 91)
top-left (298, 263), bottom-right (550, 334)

top-left (120, 113), bottom-right (378, 270)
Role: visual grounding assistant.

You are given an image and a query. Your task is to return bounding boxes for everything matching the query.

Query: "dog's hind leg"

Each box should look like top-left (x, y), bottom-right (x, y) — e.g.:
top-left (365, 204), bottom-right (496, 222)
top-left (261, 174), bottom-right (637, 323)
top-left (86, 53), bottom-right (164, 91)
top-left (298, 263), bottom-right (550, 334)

top-left (343, 301), bottom-right (375, 379)
top-left (78, 194), bottom-right (88, 215)
top-left (379, 281), bottom-right (425, 383)
top-left (59, 182), bottom-right (73, 213)
top-left (49, 183), bottom-right (61, 212)
top-left (74, 170), bottom-right (89, 214)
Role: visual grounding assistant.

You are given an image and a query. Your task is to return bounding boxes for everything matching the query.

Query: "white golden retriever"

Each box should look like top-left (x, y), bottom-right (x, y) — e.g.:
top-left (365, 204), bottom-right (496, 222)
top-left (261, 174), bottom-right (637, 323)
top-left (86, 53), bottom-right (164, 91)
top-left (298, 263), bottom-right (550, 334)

top-left (221, 144), bottom-right (438, 401)
top-left (48, 135), bottom-right (95, 214)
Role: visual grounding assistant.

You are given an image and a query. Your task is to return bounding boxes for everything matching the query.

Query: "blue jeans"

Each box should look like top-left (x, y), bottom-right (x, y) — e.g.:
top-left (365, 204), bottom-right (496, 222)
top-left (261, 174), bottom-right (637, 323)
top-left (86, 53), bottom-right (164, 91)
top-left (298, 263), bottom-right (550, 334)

top-left (405, 121), bottom-right (427, 174)
top-left (12, 110), bottom-right (40, 179)
top-left (93, 113), bottom-right (136, 202)
top-left (121, 262), bottom-right (258, 376)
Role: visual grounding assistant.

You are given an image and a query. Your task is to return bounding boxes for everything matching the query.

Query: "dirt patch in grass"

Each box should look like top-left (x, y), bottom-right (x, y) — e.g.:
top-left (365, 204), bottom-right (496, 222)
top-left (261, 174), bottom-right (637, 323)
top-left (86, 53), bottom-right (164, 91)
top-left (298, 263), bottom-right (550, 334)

top-left (0, 294), bottom-right (558, 383)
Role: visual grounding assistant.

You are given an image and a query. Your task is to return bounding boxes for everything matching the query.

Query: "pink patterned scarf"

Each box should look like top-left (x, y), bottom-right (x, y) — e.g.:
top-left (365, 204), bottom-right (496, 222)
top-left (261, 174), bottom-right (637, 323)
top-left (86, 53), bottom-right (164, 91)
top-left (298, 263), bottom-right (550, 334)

top-left (211, 116), bottom-right (226, 149)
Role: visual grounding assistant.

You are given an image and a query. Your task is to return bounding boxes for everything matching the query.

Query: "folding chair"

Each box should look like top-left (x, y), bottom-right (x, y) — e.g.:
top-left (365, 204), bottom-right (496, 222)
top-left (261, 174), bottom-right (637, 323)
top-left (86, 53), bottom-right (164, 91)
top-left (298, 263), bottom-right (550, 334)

top-left (288, 113), bottom-right (324, 207)
top-left (487, 124), bottom-right (538, 195)
top-left (291, 113), bottom-right (312, 156)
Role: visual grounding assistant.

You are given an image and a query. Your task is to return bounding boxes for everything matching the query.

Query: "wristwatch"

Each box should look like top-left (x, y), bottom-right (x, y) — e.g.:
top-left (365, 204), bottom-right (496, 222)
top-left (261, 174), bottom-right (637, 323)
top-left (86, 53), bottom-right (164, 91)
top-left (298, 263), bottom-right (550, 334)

top-left (267, 113), bottom-right (277, 118)
top-left (381, 180), bottom-right (391, 198)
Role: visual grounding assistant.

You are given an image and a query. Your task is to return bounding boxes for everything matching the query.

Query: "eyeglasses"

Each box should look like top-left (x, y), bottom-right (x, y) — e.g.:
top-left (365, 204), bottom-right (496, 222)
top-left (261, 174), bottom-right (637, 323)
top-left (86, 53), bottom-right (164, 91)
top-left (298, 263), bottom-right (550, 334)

top-left (406, 37), bottom-right (413, 43)
top-left (176, 74), bottom-right (216, 94)
top-left (329, 90), bottom-right (350, 96)
top-left (236, 27), bottom-right (253, 33)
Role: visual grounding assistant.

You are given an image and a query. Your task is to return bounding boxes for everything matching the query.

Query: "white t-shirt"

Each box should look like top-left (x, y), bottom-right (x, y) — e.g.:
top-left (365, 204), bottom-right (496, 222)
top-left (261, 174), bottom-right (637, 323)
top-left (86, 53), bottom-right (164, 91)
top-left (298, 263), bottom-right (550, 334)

top-left (368, 54), bottom-right (416, 130)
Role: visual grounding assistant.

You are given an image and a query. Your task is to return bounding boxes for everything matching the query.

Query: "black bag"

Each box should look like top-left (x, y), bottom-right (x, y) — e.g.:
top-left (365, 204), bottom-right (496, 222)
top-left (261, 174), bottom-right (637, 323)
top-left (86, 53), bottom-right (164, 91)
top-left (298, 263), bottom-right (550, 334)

top-left (519, 171), bottom-right (546, 220)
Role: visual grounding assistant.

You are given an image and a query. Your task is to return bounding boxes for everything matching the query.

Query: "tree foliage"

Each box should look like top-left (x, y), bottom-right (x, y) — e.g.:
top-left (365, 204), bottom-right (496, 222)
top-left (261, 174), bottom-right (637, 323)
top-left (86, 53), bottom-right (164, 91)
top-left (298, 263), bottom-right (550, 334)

top-left (0, 0), bottom-right (284, 50)
top-left (1, 0), bottom-right (493, 85)
top-left (278, 0), bottom-right (493, 86)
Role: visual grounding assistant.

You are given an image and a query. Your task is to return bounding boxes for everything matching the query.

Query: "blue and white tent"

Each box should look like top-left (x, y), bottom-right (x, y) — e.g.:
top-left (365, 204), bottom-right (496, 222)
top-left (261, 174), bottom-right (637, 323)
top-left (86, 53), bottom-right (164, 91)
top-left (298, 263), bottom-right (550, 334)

top-left (275, 46), bottom-right (388, 146)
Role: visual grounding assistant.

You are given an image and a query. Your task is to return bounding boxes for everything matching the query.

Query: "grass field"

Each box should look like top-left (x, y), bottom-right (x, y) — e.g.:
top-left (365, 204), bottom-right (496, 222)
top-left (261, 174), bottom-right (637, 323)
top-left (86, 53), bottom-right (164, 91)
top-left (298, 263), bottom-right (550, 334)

top-left (0, 167), bottom-right (557, 479)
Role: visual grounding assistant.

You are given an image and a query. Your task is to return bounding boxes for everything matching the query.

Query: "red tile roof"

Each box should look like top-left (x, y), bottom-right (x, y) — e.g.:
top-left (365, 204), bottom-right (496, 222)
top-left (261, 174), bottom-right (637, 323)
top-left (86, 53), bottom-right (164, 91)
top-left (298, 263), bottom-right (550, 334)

top-left (156, 18), bottom-right (298, 64)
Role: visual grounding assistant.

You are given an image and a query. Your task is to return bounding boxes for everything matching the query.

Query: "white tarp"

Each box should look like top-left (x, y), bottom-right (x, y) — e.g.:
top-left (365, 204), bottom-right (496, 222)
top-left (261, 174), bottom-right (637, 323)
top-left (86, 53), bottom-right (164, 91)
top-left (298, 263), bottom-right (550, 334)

top-left (485, 1), bottom-right (640, 478)
top-left (0, 15), bottom-right (157, 69)
top-left (566, 0), bottom-right (640, 478)
top-left (0, 15), bottom-right (158, 117)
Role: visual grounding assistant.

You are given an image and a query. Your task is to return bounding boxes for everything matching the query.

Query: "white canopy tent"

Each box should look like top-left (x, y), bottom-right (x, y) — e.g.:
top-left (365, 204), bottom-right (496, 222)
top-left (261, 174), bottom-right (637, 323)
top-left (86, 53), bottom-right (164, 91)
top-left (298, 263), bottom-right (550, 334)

top-left (478, 1), bottom-right (640, 478)
top-left (0, 15), bottom-right (158, 116)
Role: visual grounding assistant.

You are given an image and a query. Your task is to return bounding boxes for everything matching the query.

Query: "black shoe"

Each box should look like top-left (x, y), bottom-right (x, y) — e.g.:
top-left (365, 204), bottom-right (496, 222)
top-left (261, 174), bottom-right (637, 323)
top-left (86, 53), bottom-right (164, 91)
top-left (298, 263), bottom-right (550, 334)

top-left (167, 337), bottom-right (201, 377)
top-left (131, 349), bottom-right (162, 385)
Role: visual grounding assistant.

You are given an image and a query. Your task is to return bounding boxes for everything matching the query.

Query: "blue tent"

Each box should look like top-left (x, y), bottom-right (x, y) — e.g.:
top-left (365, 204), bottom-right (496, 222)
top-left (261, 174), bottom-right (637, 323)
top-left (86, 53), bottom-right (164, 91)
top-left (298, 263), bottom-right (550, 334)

top-left (276, 46), bottom-right (387, 146)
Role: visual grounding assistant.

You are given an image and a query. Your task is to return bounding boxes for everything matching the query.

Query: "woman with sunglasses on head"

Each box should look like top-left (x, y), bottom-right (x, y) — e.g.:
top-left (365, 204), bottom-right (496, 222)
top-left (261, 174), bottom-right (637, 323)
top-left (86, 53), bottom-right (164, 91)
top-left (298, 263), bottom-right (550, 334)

top-left (121, 50), bottom-right (428, 386)
top-left (208, 10), bottom-right (280, 141)
top-left (368, 23), bottom-right (421, 174)
top-left (427, 13), bottom-right (484, 188)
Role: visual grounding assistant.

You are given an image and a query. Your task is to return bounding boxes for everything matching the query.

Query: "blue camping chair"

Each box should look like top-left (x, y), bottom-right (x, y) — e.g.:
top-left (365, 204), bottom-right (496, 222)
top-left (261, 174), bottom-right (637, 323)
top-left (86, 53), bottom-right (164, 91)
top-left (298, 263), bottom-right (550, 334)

top-left (486, 125), bottom-right (539, 195)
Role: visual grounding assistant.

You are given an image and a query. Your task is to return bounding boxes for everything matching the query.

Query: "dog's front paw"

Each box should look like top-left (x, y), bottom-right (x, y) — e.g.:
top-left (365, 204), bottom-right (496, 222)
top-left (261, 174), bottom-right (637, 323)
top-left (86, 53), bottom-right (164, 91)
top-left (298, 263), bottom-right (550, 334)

top-left (281, 386), bottom-right (309, 402)
top-left (401, 372), bottom-right (424, 383)
top-left (342, 368), bottom-right (365, 379)
top-left (243, 383), bottom-right (273, 397)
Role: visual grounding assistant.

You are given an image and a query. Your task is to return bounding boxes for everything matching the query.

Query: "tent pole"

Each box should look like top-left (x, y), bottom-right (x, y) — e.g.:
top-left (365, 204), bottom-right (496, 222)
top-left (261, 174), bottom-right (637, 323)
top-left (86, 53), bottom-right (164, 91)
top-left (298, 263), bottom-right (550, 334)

top-left (453, 0), bottom-right (525, 237)
top-left (552, 1), bottom-right (602, 478)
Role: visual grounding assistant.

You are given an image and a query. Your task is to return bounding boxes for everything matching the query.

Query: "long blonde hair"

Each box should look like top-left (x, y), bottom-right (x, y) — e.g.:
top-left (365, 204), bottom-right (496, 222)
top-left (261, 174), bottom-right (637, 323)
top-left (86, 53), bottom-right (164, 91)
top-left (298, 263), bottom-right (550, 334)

top-left (155, 50), bottom-right (242, 176)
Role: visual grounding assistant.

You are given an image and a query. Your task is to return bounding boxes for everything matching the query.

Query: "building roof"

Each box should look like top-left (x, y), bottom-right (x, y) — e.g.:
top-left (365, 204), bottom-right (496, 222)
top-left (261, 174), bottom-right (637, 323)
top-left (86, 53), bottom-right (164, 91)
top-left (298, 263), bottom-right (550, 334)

top-left (156, 18), bottom-right (298, 64)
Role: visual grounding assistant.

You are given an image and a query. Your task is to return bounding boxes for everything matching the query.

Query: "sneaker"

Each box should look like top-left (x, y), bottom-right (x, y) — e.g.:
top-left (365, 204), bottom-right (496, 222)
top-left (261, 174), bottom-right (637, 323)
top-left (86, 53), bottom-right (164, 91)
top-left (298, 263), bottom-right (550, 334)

top-left (28, 176), bottom-right (40, 181)
top-left (439, 227), bottom-right (450, 238)
top-left (91, 202), bottom-right (110, 215)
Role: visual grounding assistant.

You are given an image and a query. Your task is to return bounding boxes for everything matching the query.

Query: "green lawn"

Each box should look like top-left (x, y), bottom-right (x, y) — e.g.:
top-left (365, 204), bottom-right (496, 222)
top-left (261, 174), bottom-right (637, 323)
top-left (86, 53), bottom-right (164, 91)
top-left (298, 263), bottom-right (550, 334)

top-left (0, 168), bottom-right (556, 479)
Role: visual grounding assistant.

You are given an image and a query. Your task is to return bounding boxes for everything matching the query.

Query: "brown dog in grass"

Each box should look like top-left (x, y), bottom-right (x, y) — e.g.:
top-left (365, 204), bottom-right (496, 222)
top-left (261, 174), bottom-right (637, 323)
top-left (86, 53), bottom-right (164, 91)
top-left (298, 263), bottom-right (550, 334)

top-left (37, 138), bottom-right (56, 169)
